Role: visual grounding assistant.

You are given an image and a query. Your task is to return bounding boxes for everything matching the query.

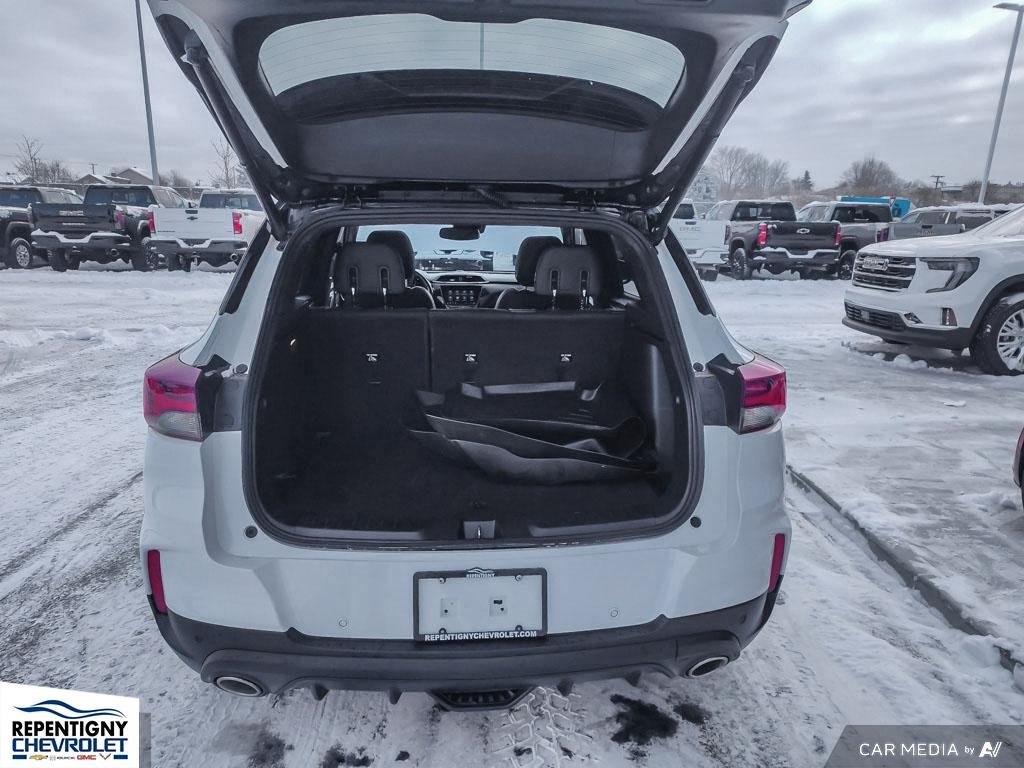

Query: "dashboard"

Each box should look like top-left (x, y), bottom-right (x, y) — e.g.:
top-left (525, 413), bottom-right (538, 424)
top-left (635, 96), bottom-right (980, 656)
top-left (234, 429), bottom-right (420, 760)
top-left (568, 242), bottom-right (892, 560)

top-left (421, 271), bottom-right (519, 309)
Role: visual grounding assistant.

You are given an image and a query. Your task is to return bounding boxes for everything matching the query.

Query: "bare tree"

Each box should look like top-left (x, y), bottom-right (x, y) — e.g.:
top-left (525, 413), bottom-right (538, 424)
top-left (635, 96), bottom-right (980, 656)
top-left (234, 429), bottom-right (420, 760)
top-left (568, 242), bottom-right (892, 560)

top-left (840, 156), bottom-right (902, 196)
top-left (706, 146), bottom-right (791, 199)
top-left (707, 146), bottom-right (753, 199)
top-left (14, 136), bottom-right (44, 182)
top-left (209, 138), bottom-right (241, 188)
top-left (159, 169), bottom-right (195, 188)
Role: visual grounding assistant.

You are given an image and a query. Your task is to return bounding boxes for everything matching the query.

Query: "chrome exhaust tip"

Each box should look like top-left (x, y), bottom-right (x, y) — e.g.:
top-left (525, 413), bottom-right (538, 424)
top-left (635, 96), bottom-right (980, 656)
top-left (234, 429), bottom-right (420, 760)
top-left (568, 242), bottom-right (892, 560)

top-left (685, 656), bottom-right (729, 678)
top-left (214, 676), bottom-right (264, 697)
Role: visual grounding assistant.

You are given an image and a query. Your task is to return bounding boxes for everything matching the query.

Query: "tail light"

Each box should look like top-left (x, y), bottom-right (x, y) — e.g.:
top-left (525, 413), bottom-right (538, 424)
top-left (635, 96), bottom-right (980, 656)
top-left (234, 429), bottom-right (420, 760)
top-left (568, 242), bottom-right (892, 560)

top-left (834, 224), bottom-right (842, 247)
top-left (143, 353), bottom-right (204, 441)
top-left (148, 209), bottom-right (156, 235)
top-left (146, 550), bottom-right (168, 614)
top-left (756, 222), bottom-right (768, 247)
top-left (769, 534), bottom-right (786, 591)
top-left (114, 209), bottom-right (126, 231)
top-left (723, 225), bottom-right (732, 246)
top-left (232, 212), bottom-right (243, 236)
top-left (876, 225), bottom-right (889, 243)
top-left (738, 355), bottom-right (787, 433)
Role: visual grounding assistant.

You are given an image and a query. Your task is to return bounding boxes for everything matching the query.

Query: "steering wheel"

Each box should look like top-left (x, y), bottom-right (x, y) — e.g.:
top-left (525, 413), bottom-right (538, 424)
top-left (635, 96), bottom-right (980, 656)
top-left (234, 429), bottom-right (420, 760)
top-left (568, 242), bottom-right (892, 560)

top-left (411, 270), bottom-right (444, 308)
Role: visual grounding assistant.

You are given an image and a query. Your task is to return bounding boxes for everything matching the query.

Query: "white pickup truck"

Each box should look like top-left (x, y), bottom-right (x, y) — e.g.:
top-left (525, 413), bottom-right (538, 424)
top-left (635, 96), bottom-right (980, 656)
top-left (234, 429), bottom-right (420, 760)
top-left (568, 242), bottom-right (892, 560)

top-left (149, 189), bottom-right (265, 271)
top-left (667, 200), bottom-right (727, 280)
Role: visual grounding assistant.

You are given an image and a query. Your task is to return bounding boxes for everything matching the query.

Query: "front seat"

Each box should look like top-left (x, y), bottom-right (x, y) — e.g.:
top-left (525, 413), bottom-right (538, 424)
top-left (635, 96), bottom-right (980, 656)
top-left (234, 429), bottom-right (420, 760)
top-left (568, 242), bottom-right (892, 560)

top-left (478, 235), bottom-right (562, 308)
top-left (496, 245), bottom-right (605, 310)
top-left (335, 242), bottom-right (435, 309)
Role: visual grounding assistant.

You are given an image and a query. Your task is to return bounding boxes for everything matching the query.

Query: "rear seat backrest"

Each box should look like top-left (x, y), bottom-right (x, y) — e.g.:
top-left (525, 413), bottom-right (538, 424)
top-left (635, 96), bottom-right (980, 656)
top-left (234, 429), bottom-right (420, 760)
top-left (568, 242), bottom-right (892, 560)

top-left (496, 244), bottom-right (606, 310)
top-left (301, 309), bottom-right (430, 436)
top-left (429, 310), bottom-right (625, 393)
top-left (335, 242), bottom-right (434, 309)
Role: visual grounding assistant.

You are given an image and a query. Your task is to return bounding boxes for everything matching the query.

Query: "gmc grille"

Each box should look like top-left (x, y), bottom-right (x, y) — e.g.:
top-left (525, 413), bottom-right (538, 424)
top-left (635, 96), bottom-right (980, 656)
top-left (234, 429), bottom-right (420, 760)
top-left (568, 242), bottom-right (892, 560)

top-left (852, 255), bottom-right (916, 291)
top-left (845, 302), bottom-right (902, 331)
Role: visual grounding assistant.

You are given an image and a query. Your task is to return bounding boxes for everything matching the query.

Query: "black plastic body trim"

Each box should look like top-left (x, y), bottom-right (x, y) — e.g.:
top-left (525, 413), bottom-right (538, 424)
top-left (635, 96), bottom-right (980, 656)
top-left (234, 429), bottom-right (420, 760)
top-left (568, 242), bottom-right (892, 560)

top-left (153, 590), bottom-right (772, 696)
top-left (842, 316), bottom-right (972, 350)
top-left (241, 205), bottom-right (705, 551)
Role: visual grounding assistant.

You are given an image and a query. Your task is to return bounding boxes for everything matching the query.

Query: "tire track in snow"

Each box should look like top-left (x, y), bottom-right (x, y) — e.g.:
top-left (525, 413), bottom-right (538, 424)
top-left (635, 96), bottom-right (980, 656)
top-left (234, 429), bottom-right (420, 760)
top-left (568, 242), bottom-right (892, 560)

top-left (0, 470), bottom-right (142, 591)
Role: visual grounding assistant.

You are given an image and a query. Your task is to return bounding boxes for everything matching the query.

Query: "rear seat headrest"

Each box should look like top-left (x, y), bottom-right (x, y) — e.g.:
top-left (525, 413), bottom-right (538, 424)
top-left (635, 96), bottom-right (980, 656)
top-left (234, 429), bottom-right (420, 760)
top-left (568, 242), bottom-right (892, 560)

top-left (533, 246), bottom-right (604, 304)
top-left (335, 242), bottom-right (407, 299)
top-left (515, 236), bottom-right (563, 286)
top-left (367, 230), bottom-right (415, 279)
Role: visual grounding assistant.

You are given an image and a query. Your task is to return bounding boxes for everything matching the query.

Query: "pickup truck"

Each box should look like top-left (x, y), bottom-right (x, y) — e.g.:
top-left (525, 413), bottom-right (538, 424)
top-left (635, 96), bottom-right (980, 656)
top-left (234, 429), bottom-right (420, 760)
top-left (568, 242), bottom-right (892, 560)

top-left (797, 200), bottom-right (893, 279)
top-left (879, 204), bottom-right (1018, 243)
top-left (667, 200), bottom-right (726, 280)
top-left (706, 200), bottom-right (840, 280)
top-left (149, 188), bottom-right (265, 271)
top-left (0, 186), bottom-right (82, 269)
top-left (30, 184), bottom-right (189, 271)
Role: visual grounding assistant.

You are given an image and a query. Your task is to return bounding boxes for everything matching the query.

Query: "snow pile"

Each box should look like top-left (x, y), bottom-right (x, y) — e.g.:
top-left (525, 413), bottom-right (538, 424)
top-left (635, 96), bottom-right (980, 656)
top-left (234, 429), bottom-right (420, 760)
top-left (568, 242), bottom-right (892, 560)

top-left (55, 327), bottom-right (114, 343)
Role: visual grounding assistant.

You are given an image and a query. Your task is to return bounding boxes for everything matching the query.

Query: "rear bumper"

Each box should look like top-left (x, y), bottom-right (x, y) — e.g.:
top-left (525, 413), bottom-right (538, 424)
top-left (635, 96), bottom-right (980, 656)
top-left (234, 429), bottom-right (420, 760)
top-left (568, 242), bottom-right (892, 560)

top-left (753, 248), bottom-right (840, 269)
top-left (31, 229), bottom-right (133, 255)
top-left (149, 238), bottom-right (248, 263)
top-left (153, 588), bottom-right (777, 696)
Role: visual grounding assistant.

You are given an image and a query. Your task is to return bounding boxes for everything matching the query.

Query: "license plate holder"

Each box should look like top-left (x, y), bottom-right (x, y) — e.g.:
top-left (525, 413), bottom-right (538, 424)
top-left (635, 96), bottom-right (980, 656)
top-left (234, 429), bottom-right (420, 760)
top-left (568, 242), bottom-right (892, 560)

top-left (414, 568), bottom-right (547, 642)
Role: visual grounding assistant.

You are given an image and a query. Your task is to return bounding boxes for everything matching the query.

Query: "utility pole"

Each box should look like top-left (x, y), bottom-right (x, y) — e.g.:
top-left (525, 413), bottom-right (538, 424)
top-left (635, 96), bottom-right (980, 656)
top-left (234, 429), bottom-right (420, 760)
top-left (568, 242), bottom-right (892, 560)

top-left (135, 0), bottom-right (160, 185)
top-left (930, 175), bottom-right (945, 190)
top-left (980, 3), bottom-right (1024, 203)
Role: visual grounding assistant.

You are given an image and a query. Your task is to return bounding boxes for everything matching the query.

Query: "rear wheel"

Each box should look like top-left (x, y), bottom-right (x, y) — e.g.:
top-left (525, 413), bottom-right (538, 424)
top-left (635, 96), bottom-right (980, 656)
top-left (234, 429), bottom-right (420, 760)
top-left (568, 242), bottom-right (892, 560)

top-left (166, 254), bottom-right (180, 272)
top-left (970, 296), bottom-right (1024, 375)
top-left (131, 238), bottom-right (159, 272)
top-left (837, 250), bottom-right (857, 280)
top-left (66, 254), bottom-right (81, 271)
top-left (181, 256), bottom-right (193, 273)
top-left (730, 247), bottom-right (752, 280)
top-left (49, 249), bottom-right (68, 272)
top-left (8, 237), bottom-right (34, 269)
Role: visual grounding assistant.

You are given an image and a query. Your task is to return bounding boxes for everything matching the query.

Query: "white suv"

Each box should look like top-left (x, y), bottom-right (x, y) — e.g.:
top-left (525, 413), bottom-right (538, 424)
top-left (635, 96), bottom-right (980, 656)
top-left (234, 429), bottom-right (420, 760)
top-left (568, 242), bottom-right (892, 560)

top-left (140, 0), bottom-right (799, 709)
top-left (845, 204), bottom-right (1024, 375)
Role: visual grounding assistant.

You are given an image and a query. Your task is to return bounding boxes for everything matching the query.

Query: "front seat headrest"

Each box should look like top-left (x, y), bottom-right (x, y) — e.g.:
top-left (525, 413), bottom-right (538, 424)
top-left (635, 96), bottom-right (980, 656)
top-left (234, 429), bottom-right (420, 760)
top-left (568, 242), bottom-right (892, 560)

top-left (515, 236), bottom-right (562, 286)
top-left (533, 246), bottom-right (604, 307)
top-left (335, 243), bottom-right (407, 305)
top-left (367, 230), bottom-right (415, 279)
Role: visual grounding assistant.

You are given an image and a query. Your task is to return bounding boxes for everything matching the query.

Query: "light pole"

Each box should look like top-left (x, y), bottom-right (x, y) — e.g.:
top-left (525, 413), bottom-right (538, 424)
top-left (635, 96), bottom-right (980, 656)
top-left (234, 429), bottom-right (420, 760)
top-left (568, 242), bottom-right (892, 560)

top-left (135, 0), bottom-right (160, 185)
top-left (979, 2), bottom-right (1023, 204)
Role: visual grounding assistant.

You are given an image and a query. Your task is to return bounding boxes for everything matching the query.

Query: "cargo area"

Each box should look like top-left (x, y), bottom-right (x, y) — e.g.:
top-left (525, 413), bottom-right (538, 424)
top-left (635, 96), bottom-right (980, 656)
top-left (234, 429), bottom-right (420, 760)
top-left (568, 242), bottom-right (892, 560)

top-left (247, 220), bottom-right (694, 544)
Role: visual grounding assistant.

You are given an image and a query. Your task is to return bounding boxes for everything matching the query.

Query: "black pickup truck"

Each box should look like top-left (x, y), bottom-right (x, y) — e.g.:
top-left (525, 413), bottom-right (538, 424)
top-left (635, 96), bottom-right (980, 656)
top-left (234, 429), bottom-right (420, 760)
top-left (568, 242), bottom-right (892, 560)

top-left (796, 201), bottom-right (892, 278)
top-left (0, 186), bottom-right (83, 269)
top-left (714, 200), bottom-right (840, 280)
top-left (30, 184), bottom-right (188, 271)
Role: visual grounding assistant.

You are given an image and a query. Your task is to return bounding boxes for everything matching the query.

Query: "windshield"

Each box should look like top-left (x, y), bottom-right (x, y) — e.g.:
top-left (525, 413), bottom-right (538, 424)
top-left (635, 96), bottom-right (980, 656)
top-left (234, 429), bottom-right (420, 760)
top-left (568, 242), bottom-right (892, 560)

top-left (201, 193), bottom-right (262, 211)
top-left (84, 187), bottom-right (154, 206)
top-left (357, 224), bottom-right (563, 273)
top-left (969, 205), bottom-right (1024, 237)
top-left (0, 189), bottom-right (41, 207)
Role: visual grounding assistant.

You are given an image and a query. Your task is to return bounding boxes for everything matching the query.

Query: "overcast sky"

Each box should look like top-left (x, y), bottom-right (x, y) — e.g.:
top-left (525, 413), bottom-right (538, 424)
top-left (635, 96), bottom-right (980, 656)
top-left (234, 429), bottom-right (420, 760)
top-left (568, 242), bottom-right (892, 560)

top-left (1, 0), bottom-right (1022, 189)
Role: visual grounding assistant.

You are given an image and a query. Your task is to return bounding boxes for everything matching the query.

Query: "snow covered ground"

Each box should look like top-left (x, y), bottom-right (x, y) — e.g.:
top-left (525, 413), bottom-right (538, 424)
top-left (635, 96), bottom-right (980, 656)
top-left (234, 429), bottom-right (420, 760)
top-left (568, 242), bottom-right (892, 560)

top-left (708, 277), bottom-right (1024, 660)
top-left (0, 269), bottom-right (1022, 767)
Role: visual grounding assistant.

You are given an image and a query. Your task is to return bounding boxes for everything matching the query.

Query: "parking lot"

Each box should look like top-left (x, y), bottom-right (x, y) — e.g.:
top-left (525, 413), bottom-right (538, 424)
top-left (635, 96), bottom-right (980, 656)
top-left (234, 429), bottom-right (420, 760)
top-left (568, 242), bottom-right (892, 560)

top-left (0, 269), bottom-right (1020, 767)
